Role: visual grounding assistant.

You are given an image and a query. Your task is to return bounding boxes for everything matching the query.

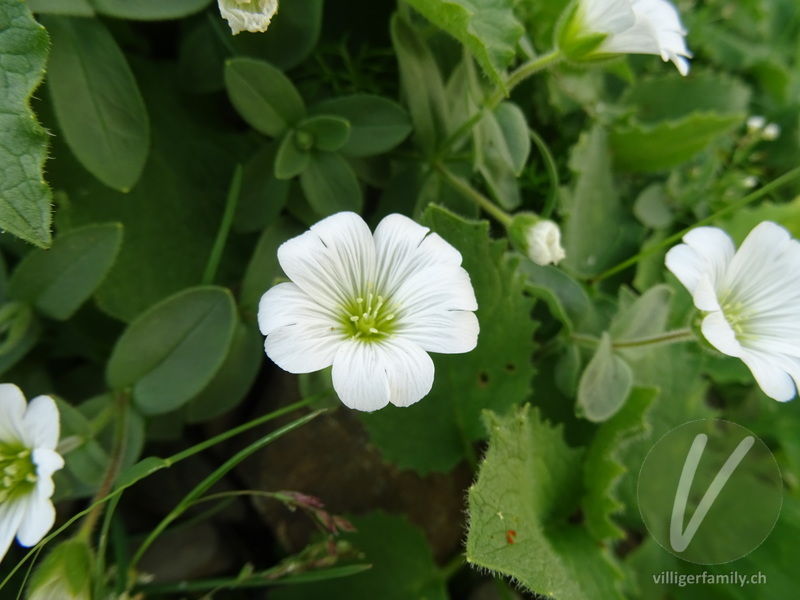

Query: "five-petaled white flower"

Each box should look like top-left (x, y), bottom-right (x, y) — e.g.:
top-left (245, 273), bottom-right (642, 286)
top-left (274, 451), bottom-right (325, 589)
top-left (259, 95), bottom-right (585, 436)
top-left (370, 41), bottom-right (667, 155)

top-left (0, 384), bottom-right (64, 564)
top-left (258, 212), bottom-right (480, 411)
top-left (557, 0), bottom-right (692, 75)
top-left (218, 0), bottom-right (278, 35)
top-left (666, 221), bottom-right (800, 402)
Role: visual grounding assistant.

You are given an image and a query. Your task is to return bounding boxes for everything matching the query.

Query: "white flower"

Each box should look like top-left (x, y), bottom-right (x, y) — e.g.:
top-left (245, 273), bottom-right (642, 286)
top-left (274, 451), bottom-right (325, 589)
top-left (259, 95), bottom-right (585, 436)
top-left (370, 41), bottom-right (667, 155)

top-left (0, 385), bottom-right (64, 563)
top-left (558, 0), bottom-right (692, 75)
top-left (258, 212), bottom-right (479, 411)
top-left (666, 222), bottom-right (800, 401)
top-left (525, 220), bottom-right (566, 266)
top-left (218, 0), bottom-right (278, 35)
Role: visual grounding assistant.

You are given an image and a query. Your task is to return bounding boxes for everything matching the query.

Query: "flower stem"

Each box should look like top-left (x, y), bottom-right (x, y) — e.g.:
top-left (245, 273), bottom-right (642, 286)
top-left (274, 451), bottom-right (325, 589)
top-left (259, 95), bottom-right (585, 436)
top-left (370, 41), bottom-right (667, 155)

top-left (436, 164), bottom-right (512, 226)
top-left (202, 164), bottom-right (242, 286)
top-left (591, 165), bottom-right (800, 283)
top-left (570, 328), bottom-right (694, 349)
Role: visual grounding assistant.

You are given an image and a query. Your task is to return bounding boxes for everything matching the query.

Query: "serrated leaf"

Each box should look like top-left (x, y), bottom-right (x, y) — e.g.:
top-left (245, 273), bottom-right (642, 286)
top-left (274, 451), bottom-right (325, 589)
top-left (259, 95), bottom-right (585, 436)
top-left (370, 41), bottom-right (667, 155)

top-left (106, 286), bottom-right (237, 415)
top-left (577, 333), bottom-right (633, 422)
top-left (466, 405), bottom-right (623, 599)
top-left (610, 112), bottom-right (744, 172)
top-left (311, 95), bottom-right (412, 157)
top-left (360, 206), bottom-right (536, 473)
top-left (92, 0), bottom-right (212, 20)
top-left (583, 388), bottom-right (655, 540)
top-left (562, 125), bottom-right (636, 278)
top-left (299, 151), bottom-right (362, 216)
top-left (9, 223), bottom-right (122, 319)
top-left (44, 15), bottom-right (150, 191)
top-left (271, 513), bottom-right (448, 600)
top-left (405, 0), bottom-right (523, 90)
top-left (225, 57), bottom-right (306, 138)
top-left (0, 0), bottom-right (52, 247)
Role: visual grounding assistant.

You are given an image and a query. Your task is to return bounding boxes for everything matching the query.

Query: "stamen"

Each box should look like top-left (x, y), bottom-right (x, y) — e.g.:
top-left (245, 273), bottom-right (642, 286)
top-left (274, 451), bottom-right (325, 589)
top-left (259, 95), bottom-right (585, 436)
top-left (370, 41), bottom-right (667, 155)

top-left (350, 316), bottom-right (359, 322)
top-left (369, 328), bottom-right (378, 334)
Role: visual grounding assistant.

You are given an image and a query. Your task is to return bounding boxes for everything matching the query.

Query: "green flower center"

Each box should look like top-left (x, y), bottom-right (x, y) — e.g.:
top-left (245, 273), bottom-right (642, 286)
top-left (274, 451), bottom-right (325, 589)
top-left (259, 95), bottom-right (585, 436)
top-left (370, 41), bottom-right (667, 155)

top-left (341, 292), bottom-right (398, 341)
top-left (719, 294), bottom-right (753, 340)
top-left (0, 443), bottom-right (37, 502)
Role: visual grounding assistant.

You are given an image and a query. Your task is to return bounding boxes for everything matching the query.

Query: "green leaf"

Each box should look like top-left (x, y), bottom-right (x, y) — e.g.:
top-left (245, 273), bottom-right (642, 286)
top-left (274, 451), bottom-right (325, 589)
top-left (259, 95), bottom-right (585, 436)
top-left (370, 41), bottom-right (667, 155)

top-left (234, 141), bottom-right (291, 233)
top-left (361, 206), bottom-right (536, 473)
top-left (27, 538), bottom-right (92, 600)
top-left (43, 15), bottom-right (150, 191)
top-left (274, 132), bottom-right (311, 180)
top-left (271, 513), bottom-right (448, 600)
top-left (184, 321), bottom-right (263, 423)
top-left (224, 58), bottom-right (306, 138)
top-left (609, 284), bottom-right (672, 346)
top-left (0, 0), bottom-right (52, 247)
top-left (491, 102), bottom-right (530, 175)
top-left (466, 405), bottom-right (623, 599)
top-left (106, 286), bottom-right (237, 415)
top-left (299, 152), bottom-right (362, 216)
top-left (404, 0), bottom-right (524, 91)
top-left (92, 0), bottom-right (212, 20)
top-left (9, 223), bottom-right (122, 320)
top-left (390, 14), bottom-right (449, 155)
top-left (28, 0), bottom-right (94, 16)
top-left (610, 113), bottom-right (744, 172)
top-left (583, 388), bottom-right (655, 541)
top-left (312, 95), bottom-right (412, 157)
top-left (562, 125), bottom-right (637, 278)
top-left (114, 455), bottom-right (171, 490)
top-left (519, 261), bottom-right (595, 333)
top-left (577, 333), bottom-right (633, 423)
top-left (297, 115), bottom-right (351, 153)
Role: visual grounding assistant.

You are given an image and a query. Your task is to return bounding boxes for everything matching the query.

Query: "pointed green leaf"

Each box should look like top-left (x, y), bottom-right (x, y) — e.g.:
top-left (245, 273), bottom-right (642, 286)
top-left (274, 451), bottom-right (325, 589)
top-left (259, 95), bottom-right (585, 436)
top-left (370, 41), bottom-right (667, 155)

top-left (361, 206), bottom-right (536, 473)
top-left (0, 0), bottom-right (52, 247)
top-left (577, 333), bottom-right (633, 422)
top-left (404, 0), bottom-right (524, 90)
top-left (106, 286), bottom-right (237, 415)
top-left (9, 223), bottom-right (122, 320)
top-left (466, 405), bottom-right (623, 599)
top-left (225, 57), bottom-right (306, 137)
top-left (299, 152), bottom-right (362, 216)
top-left (44, 15), bottom-right (150, 191)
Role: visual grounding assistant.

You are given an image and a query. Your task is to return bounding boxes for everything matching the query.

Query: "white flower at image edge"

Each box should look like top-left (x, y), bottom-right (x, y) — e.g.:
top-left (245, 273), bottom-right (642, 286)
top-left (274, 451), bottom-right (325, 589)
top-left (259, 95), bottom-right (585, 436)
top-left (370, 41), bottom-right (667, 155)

top-left (0, 384), bottom-right (64, 563)
top-left (560, 0), bottom-right (692, 75)
top-left (666, 221), bottom-right (800, 402)
top-left (218, 0), bottom-right (277, 35)
top-left (258, 212), bottom-right (480, 411)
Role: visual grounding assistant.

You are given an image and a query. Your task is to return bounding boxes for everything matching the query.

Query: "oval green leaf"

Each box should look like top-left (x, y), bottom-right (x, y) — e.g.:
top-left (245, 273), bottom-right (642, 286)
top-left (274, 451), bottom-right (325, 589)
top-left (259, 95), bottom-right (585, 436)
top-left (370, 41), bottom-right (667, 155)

top-left (274, 131), bottom-right (311, 180)
top-left (9, 223), bottom-right (123, 320)
top-left (299, 152), bottom-right (362, 216)
top-left (92, 0), bottom-right (212, 20)
top-left (44, 15), bottom-right (150, 191)
top-left (106, 286), bottom-right (237, 415)
top-left (297, 115), bottom-right (351, 153)
top-left (312, 95), bottom-right (412, 157)
top-left (577, 333), bottom-right (633, 423)
top-left (224, 57), bottom-right (305, 138)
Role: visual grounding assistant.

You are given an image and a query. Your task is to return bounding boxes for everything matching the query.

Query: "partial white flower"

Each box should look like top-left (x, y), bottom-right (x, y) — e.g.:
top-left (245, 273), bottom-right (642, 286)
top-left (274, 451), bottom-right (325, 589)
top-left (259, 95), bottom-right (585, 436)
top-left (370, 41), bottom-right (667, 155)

top-left (557, 0), bottom-right (692, 75)
top-left (508, 213), bottom-right (566, 266)
top-left (218, 0), bottom-right (278, 35)
top-left (666, 222), bottom-right (800, 401)
top-left (258, 212), bottom-right (479, 411)
top-left (0, 384), bottom-right (64, 564)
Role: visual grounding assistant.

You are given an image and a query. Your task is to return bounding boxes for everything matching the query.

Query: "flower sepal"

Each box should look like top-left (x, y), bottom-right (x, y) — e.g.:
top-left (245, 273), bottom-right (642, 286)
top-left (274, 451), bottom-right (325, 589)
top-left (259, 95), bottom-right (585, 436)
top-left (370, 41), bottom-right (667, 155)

top-left (556, 3), bottom-right (611, 63)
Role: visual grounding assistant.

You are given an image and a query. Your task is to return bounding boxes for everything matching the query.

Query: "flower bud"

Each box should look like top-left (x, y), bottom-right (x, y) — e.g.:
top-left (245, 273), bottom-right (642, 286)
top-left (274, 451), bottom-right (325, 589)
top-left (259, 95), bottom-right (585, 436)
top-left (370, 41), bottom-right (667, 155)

top-left (218, 0), bottom-right (278, 35)
top-left (27, 539), bottom-right (93, 600)
top-left (508, 213), bottom-right (566, 266)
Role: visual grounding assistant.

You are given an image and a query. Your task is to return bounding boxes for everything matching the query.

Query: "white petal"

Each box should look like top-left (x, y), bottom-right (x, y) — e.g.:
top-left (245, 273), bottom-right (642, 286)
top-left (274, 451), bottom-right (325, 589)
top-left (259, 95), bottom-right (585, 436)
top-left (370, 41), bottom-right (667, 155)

top-left (32, 448), bottom-right (65, 489)
top-left (0, 498), bottom-right (26, 564)
top-left (331, 340), bottom-right (391, 411)
top-left (22, 396), bottom-right (59, 450)
top-left (373, 214), bottom-right (462, 298)
top-left (278, 212), bottom-right (376, 309)
top-left (398, 310), bottom-right (480, 354)
top-left (0, 383), bottom-right (26, 443)
top-left (258, 282), bottom-right (338, 335)
top-left (739, 351), bottom-right (798, 402)
top-left (392, 265), bottom-right (478, 320)
top-left (381, 338), bottom-right (435, 408)
top-left (582, 0), bottom-right (636, 34)
top-left (16, 493), bottom-right (55, 548)
top-left (692, 274), bottom-right (722, 312)
top-left (701, 311), bottom-right (742, 357)
top-left (264, 323), bottom-right (342, 374)
top-left (665, 227), bottom-right (735, 295)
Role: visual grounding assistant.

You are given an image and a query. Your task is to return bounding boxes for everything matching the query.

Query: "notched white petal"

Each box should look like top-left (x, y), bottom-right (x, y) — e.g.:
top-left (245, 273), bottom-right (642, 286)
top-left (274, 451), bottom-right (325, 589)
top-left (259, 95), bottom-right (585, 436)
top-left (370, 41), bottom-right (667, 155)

top-left (332, 341), bottom-right (391, 412)
top-left (398, 311), bottom-right (480, 354)
top-left (22, 396), bottom-right (59, 450)
top-left (264, 324), bottom-right (340, 374)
